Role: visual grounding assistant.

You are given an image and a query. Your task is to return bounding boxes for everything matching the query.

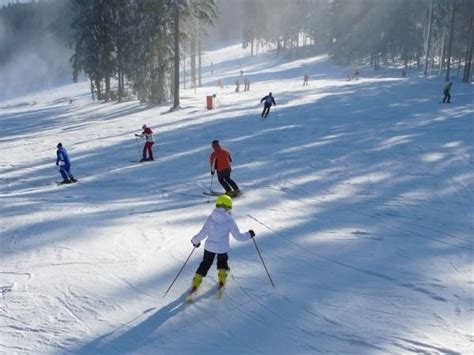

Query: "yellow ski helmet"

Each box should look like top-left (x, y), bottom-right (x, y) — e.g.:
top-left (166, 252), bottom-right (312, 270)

top-left (216, 194), bottom-right (232, 209)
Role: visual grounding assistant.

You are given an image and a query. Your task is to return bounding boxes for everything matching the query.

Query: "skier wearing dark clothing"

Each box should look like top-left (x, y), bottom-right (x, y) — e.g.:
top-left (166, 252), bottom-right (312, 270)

top-left (442, 82), bottom-right (453, 103)
top-left (56, 143), bottom-right (77, 184)
top-left (210, 140), bottom-right (241, 197)
top-left (260, 92), bottom-right (276, 118)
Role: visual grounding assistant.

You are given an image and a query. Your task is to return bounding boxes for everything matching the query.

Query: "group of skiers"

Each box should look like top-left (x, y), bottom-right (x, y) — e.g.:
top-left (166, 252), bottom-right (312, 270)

top-left (53, 77), bottom-right (454, 296)
top-left (55, 132), bottom-right (254, 297)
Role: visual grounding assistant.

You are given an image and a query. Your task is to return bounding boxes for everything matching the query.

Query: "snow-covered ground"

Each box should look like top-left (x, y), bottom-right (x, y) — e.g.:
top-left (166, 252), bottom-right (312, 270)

top-left (1, 43), bottom-right (473, 354)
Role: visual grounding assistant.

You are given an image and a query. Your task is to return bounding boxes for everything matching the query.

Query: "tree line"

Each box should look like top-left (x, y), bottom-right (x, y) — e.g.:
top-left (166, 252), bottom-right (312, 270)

top-left (242, 0), bottom-right (473, 82)
top-left (1, 0), bottom-right (471, 105)
top-left (70, 0), bottom-right (216, 105)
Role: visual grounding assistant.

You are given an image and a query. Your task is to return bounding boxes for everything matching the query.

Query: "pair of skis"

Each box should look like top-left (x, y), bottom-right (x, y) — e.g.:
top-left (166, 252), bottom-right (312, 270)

top-left (186, 284), bottom-right (226, 303)
top-left (202, 190), bottom-right (222, 197)
top-left (56, 179), bottom-right (78, 185)
top-left (202, 190), bottom-right (243, 197)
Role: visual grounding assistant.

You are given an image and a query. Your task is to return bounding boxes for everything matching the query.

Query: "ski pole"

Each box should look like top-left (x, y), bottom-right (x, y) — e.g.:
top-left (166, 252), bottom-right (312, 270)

top-left (163, 247), bottom-right (197, 297)
top-left (252, 238), bottom-right (275, 288)
top-left (210, 173), bottom-right (214, 192)
top-left (274, 106), bottom-right (278, 119)
top-left (135, 136), bottom-right (141, 160)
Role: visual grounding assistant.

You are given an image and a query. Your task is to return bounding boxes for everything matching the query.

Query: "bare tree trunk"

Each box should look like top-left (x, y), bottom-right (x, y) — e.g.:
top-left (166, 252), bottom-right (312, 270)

top-left (463, 12), bottom-right (474, 82)
top-left (95, 79), bottom-right (102, 100)
top-left (117, 70), bottom-right (122, 102)
top-left (430, 43), bottom-right (436, 75)
top-left (424, 0), bottom-right (434, 75)
top-left (90, 79), bottom-right (95, 100)
top-left (445, 0), bottom-right (457, 82)
top-left (170, 64), bottom-right (174, 101)
top-left (190, 36), bottom-right (196, 89)
top-left (439, 28), bottom-right (446, 76)
top-left (198, 24), bottom-right (202, 87)
top-left (173, 5), bottom-right (180, 109)
top-left (182, 45), bottom-right (186, 90)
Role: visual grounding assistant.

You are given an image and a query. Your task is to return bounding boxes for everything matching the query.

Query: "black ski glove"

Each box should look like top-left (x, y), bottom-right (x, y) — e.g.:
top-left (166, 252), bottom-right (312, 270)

top-left (211, 171), bottom-right (215, 176)
top-left (192, 241), bottom-right (201, 248)
top-left (248, 230), bottom-right (255, 238)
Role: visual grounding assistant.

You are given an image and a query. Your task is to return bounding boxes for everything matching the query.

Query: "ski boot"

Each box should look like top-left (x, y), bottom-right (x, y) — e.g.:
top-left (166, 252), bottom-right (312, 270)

top-left (216, 269), bottom-right (228, 299)
top-left (187, 274), bottom-right (203, 302)
top-left (218, 269), bottom-right (228, 289)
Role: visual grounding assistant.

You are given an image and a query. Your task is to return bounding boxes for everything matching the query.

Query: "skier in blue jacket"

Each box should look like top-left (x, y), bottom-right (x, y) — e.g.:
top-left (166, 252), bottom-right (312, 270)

top-left (56, 143), bottom-right (77, 184)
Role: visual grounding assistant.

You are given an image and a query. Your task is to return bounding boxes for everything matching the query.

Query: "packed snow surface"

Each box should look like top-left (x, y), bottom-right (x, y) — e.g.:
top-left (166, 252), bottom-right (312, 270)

top-left (1, 43), bottom-right (473, 354)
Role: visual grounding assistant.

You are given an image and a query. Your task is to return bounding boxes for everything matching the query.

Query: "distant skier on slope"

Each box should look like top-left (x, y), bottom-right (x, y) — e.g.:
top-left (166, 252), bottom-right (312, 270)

top-left (442, 82), bottom-right (453, 103)
top-left (244, 77), bottom-right (250, 91)
top-left (189, 194), bottom-right (255, 296)
top-left (55, 143), bottom-right (77, 184)
top-left (260, 92), bottom-right (276, 118)
top-left (303, 73), bottom-right (309, 86)
top-left (210, 140), bottom-right (241, 197)
top-left (135, 124), bottom-right (155, 161)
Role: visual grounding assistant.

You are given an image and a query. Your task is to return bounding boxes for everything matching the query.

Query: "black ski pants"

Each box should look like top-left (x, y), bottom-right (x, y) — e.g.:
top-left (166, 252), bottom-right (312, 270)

top-left (217, 168), bottom-right (239, 192)
top-left (261, 103), bottom-right (272, 117)
top-left (196, 250), bottom-right (229, 277)
top-left (442, 90), bottom-right (451, 103)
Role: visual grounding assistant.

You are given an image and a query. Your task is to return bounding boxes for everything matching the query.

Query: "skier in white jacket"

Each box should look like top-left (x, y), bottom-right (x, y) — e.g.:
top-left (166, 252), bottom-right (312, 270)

top-left (190, 194), bottom-right (255, 292)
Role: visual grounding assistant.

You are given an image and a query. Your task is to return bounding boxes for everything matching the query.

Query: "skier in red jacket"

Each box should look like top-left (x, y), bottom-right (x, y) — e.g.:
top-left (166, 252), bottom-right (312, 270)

top-left (135, 124), bottom-right (155, 161)
top-left (209, 140), bottom-right (241, 197)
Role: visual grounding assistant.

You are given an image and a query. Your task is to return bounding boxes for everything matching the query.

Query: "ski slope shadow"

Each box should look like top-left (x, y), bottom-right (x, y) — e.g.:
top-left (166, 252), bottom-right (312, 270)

top-left (75, 289), bottom-right (215, 354)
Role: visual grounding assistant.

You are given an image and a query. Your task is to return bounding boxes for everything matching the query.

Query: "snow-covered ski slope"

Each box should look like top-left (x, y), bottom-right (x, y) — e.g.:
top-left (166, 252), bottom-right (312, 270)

top-left (1, 43), bottom-right (473, 354)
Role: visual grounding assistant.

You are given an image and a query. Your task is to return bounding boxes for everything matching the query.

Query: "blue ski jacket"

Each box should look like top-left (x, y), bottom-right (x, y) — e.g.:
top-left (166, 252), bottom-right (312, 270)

top-left (56, 147), bottom-right (71, 166)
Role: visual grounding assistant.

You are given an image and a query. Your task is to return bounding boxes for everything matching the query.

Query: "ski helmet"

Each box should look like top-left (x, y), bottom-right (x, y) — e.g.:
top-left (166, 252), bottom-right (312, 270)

top-left (216, 195), bottom-right (232, 209)
top-left (142, 124), bottom-right (147, 129)
top-left (57, 143), bottom-right (62, 148)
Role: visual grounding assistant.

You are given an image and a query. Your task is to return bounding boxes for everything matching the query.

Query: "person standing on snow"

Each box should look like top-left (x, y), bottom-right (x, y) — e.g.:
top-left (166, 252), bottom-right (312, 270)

top-left (189, 194), bottom-right (255, 294)
top-left (244, 77), bottom-right (250, 91)
top-left (303, 73), bottom-right (309, 86)
top-left (210, 140), bottom-right (241, 197)
top-left (55, 143), bottom-right (77, 184)
top-left (135, 124), bottom-right (155, 161)
top-left (442, 82), bottom-right (453, 103)
top-left (260, 92), bottom-right (276, 118)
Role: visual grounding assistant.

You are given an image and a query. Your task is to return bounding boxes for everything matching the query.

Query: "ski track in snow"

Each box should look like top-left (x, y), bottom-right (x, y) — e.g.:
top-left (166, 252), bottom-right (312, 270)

top-left (1, 43), bottom-right (473, 354)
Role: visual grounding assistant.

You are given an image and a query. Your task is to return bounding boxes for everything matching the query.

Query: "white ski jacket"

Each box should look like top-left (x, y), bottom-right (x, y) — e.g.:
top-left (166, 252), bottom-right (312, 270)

top-left (191, 208), bottom-right (250, 254)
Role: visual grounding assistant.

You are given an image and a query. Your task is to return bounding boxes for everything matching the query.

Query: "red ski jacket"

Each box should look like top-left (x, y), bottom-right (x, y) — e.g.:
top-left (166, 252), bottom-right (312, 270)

top-left (210, 146), bottom-right (232, 173)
